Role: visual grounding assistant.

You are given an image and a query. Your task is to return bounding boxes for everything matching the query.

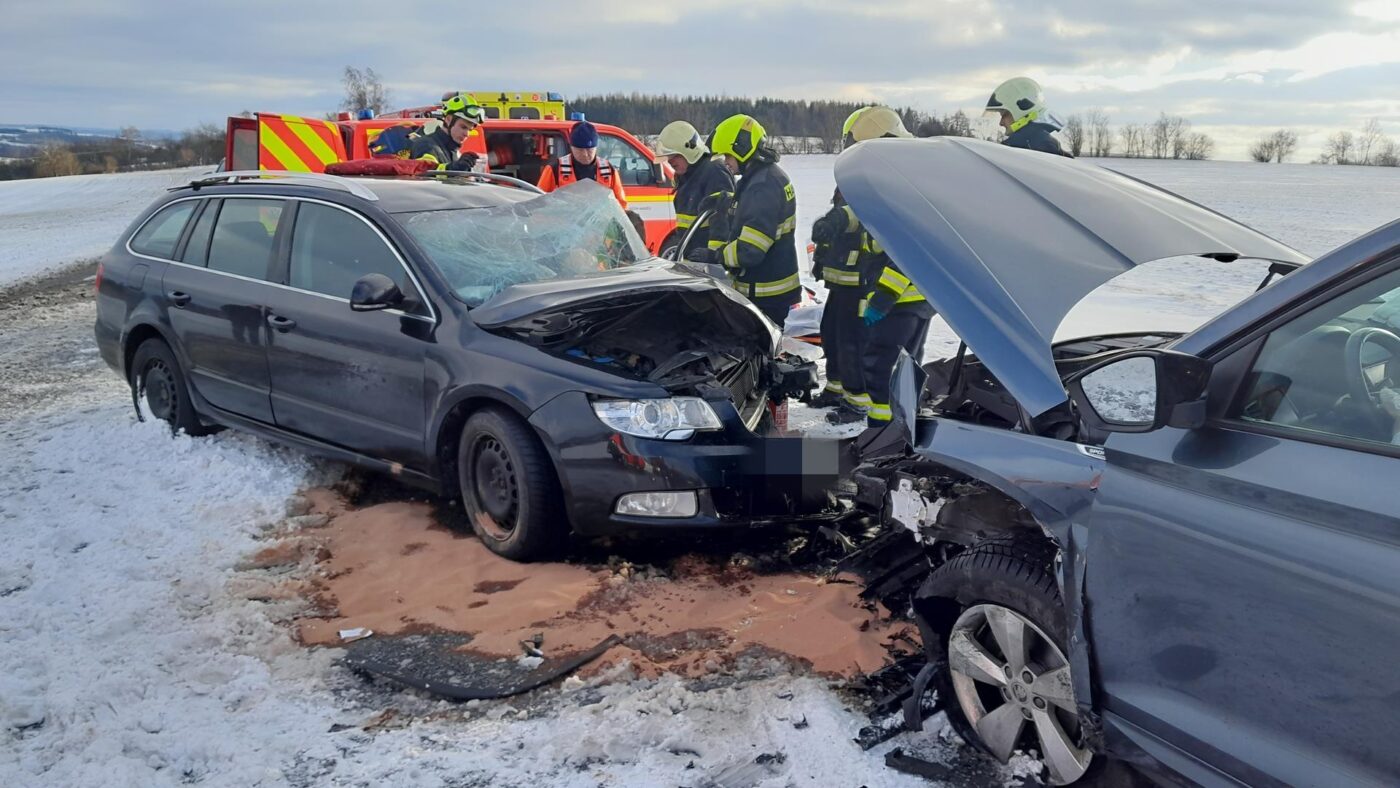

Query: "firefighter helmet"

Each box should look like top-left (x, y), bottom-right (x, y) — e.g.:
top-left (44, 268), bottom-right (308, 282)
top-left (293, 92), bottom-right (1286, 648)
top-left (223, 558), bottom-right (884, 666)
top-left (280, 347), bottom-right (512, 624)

top-left (985, 77), bottom-right (1045, 124)
top-left (710, 114), bottom-right (766, 163)
top-left (655, 121), bottom-right (708, 165)
top-left (442, 93), bottom-right (486, 125)
top-left (842, 106), bottom-right (872, 137)
top-left (850, 106), bottom-right (913, 143)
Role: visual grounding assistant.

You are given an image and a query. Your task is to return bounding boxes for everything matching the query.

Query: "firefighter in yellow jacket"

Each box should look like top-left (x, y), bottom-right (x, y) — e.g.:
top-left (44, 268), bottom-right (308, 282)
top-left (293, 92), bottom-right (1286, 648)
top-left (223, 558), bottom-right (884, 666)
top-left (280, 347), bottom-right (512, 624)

top-left (697, 114), bottom-right (800, 326)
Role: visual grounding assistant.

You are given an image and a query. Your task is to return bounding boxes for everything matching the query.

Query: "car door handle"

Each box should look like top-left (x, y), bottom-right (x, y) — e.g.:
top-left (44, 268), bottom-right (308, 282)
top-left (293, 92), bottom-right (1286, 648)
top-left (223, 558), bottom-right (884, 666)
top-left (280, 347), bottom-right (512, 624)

top-left (166, 290), bottom-right (191, 307)
top-left (266, 314), bottom-right (297, 332)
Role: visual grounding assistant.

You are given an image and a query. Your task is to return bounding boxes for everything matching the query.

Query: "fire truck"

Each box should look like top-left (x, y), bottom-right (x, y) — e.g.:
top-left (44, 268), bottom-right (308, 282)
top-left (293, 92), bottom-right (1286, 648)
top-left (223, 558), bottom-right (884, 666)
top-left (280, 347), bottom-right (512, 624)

top-left (223, 91), bottom-right (677, 251)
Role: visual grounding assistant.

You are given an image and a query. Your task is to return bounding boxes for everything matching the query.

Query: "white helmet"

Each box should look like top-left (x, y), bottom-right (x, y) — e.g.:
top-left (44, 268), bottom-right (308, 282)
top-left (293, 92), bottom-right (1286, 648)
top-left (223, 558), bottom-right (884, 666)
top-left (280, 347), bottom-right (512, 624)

top-left (849, 106), bottom-right (914, 143)
top-left (985, 76), bottom-right (1046, 124)
top-left (655, 121), bottom-right (708, 165)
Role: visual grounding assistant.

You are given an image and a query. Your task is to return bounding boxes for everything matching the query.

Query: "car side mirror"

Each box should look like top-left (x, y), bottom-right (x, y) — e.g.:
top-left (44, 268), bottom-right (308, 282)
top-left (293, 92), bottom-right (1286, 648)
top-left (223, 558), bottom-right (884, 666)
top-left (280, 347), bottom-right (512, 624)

top-left (651, 160), bottom-right (666, 187)
top-left (350, 273), bottom-right (403, 312)
top-left (1069, 349), bottom-right (1213, 437)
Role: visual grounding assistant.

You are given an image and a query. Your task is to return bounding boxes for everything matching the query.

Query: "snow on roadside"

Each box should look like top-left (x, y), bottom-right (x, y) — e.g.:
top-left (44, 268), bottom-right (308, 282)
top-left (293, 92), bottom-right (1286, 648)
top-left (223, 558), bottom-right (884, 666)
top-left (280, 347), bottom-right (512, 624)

top-left (0, 166), bottom-right (207, 288)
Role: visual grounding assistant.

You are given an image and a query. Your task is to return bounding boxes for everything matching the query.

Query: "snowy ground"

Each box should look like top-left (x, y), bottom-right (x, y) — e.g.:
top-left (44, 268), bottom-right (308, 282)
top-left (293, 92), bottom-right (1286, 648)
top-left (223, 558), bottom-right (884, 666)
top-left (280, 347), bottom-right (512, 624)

top-left (0, 166), bottom-right (207, 287)
top-left (2, 158), bottom-right (1398, 787)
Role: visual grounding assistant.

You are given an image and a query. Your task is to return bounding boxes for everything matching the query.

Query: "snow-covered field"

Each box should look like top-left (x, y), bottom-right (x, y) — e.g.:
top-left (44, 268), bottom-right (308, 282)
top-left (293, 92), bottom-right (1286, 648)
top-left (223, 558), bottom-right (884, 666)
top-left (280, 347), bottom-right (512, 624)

top-left (0, 166), bottom-right (207, 287)
top-left (1, 158), bottom-right (1398, 787)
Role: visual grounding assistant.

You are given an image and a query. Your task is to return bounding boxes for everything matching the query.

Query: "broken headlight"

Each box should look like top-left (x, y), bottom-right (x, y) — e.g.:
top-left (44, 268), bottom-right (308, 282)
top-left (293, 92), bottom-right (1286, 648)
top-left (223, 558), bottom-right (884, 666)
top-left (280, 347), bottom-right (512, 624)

top-left (591, 397), bottom-right (723, 440)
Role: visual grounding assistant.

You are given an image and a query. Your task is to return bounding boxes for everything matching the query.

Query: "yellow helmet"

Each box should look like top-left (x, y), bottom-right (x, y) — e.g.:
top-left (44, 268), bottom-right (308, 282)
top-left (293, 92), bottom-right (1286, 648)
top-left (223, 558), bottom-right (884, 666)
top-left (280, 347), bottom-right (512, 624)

top-left (655, 120), bottom-right (708, 165)
top-left (441, 92), bottom-right (485, 125)
top-left (711, 114), bottom-right (766, 163)
top-left (850, 106), bottom-right (913, 143)
top-left (842, 106), bottom-right (873, 137)
top-left (985, 77), bottom-right (1045, 124)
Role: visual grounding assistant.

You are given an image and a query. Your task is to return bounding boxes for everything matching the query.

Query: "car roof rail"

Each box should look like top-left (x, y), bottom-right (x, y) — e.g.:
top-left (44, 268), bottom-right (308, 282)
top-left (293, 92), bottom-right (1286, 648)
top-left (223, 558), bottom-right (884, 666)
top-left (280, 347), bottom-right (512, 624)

top-left (177, 170), bottom-right (380, 202)
top-left (414, 170), bottom-right (545, 194)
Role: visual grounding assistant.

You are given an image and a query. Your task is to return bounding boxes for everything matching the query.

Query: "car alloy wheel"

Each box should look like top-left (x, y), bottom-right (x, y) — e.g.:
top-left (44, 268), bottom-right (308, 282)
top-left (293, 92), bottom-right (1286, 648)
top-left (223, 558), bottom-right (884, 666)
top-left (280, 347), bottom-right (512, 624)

top-left (469, 434), bottom-right (520, 540)
top-left (947, 603), bottom-right (1092, 785)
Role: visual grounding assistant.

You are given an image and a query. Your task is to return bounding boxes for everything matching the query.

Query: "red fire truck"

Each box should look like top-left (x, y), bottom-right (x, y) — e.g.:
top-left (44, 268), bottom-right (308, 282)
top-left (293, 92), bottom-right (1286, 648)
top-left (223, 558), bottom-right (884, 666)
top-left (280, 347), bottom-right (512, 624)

top-left (224, 91), bottom-right (677, 251)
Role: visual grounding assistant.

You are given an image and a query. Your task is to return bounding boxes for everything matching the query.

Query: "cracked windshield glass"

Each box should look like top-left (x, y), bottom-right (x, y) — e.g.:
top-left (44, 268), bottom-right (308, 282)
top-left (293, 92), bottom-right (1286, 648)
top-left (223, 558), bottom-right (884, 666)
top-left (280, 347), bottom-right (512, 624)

top-left (401, 180), bottom-right (649, 307)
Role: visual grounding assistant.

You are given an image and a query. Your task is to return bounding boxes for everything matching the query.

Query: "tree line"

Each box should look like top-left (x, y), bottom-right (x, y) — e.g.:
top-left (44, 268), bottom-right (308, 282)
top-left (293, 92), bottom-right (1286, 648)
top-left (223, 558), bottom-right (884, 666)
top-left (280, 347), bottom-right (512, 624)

top-left (1060, 110), bottom-right (1215, 160)
top-left (0, 124), bottom-right (226, 180)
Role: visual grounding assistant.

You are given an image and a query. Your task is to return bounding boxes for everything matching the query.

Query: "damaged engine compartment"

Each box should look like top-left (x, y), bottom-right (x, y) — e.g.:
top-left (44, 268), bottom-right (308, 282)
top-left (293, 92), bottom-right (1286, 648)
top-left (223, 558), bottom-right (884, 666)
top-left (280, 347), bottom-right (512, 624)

top-left (488, 287), bottom-right (818, 425)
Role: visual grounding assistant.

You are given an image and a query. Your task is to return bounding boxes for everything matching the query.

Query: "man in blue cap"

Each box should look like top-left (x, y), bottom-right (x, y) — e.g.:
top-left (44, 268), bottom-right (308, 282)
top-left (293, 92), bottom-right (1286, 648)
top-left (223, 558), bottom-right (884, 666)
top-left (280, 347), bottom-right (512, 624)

top-left (537, 120), bottom-right (629, 208)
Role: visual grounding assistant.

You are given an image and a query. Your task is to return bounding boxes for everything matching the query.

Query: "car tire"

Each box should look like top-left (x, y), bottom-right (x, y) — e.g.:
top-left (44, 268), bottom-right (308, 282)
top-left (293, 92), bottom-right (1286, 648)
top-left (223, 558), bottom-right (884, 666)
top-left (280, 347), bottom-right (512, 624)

top-left (922, 536), bottom-right (1098, 786)
top-left (457, 408), bottom-right (566, 562)
top-left (129, 338), bottom-right (211, 436)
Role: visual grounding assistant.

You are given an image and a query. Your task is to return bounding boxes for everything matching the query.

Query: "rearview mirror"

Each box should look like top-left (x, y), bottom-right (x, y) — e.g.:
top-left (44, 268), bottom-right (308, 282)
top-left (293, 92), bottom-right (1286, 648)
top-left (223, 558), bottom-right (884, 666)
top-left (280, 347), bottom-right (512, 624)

top-left (1069, 349), bottom-right (1213, 439)
top-left (350, 273), bottom-right (403, 312)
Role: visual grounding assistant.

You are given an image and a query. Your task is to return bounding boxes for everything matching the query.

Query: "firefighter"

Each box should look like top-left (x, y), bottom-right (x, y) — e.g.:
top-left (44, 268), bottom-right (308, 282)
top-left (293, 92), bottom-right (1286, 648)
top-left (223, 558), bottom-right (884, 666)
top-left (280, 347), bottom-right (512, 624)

top-left (653, 120), bottom-right (734, 258)
top-left (808, 106), bottom-right (877, 411)
top-left (985, 77), bottom-right (1072, 157)
top-left (700, 114), bottom-right (800, 327)
top-left (846, 107), bottom-right (931, 429)
top-left (409, 93), bottom-right (485, 170)
top-left (537, 120), bottom-right (629, 208)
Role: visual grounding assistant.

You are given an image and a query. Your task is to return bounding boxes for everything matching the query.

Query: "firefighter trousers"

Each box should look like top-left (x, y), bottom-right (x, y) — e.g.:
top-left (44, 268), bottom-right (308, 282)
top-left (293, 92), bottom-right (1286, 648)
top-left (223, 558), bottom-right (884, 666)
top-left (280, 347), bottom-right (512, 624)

top-left (863, 310), bottom-right (931, 426)
top-left (818, 286), bottom-right (868, 404)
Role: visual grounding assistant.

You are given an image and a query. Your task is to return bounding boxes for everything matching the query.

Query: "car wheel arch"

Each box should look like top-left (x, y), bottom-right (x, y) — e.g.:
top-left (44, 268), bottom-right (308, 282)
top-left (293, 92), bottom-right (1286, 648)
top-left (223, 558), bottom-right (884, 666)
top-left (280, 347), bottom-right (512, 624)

top-left (432, 389), bottom-right (553, 498)
top-left (121, 320), bottom-right (181, 380)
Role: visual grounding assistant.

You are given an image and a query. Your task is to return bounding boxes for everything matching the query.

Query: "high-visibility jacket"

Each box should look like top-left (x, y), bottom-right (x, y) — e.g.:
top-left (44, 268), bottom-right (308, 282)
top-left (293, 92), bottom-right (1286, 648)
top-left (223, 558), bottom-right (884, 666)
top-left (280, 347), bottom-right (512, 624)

top-left (712, 159), bottom-right (800, 302)
top-left (810, 193), bottom-right (864, 288)
top-left (665, 156), bottom-right (734, 253)
top-left (863, 231), bottom-right (934, 318)
top-left (537, 154), bottom-right (629, 208)
top-left (407, 127), bottom-right (462, 169)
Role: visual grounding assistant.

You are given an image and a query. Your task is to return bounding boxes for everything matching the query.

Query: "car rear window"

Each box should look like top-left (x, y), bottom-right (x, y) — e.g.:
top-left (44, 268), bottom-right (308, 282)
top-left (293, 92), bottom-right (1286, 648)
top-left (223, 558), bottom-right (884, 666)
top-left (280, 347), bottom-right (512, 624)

top-left (207, 199), bottom-right (284, 280)
top-left (130, 201), bottom-right (196, 259)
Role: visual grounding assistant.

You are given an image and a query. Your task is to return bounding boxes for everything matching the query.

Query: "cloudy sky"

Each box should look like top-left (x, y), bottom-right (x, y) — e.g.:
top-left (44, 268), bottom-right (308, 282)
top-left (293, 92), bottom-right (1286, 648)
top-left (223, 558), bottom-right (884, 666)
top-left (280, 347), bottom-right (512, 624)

top-left (4, 0), bottom-right (1399, 160)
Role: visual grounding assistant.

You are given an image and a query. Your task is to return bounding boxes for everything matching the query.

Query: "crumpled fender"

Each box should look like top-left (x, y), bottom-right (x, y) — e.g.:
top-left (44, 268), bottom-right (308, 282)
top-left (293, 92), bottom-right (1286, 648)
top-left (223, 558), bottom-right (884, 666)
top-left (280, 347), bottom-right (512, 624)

top-left (912, 417), bottom-right (1104, 731)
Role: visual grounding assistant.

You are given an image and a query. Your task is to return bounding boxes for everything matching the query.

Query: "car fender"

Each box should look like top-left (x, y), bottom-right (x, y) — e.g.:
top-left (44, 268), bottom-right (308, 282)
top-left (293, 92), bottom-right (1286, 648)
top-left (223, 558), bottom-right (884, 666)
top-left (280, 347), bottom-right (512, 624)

top-left (119, 310), bottom-right (182, 379)
top-left (912, 418), bottom-right (1104, 730)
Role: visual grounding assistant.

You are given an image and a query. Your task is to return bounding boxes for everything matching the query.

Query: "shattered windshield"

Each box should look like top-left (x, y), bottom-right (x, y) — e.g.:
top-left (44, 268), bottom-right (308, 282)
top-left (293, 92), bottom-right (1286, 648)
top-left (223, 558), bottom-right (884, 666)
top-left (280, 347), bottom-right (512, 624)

top-left (400, 181), bottom-right (649, 307)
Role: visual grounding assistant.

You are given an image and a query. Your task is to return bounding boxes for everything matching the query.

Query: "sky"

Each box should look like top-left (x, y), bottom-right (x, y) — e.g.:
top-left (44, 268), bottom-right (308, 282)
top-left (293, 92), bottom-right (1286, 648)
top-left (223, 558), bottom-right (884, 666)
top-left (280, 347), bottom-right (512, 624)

top-left (3, 0), bottom-right (1399, 161)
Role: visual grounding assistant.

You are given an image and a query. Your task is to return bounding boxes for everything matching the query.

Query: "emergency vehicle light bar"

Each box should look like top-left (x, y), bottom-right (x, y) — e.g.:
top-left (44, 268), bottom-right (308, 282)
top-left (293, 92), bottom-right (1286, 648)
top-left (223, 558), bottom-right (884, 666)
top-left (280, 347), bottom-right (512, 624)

top-left (415, 170), bottom-right (546, 194)
top-left (181, 170), bottom-right (380, 202)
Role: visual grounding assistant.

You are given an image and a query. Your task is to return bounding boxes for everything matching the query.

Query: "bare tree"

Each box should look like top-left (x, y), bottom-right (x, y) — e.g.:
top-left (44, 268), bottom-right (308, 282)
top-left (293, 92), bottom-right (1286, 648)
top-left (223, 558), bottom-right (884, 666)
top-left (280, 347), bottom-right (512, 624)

top-left (1377, 139), bottom-right (1399, 167)
top-left (1249, 135), bottom-right (1276, 163)
top-left (1087, 108), bottom-right (1112, 157)
top-left (1063, 114), bottom-right (1086, 157)
top-left (1183, 132), bottom-right (1214, 160)
top-left (341, 66), bottom-right (391, 115)
top-left (1323, 131), bottom-right (1355, 164)
top-left (1149, 113), bottom-right (1172, 158)
top-left (35, 145), bottom-right (81, 178)
top-left (1270, 129), bottom-right (1299, 163)
top-left (1119, 124), bottom-right (1146, 158)
top-left (1357, 118), bottom-right (1385, 165)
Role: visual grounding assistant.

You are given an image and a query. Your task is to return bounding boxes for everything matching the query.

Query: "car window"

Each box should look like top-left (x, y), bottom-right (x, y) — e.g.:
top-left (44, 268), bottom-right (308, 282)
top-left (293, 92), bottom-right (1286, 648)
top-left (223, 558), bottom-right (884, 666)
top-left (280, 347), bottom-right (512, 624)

top-left (1233, 267), bottom-right (1400, 449)
top-left (597, 134), bottom-right (657, 187)
top-left (207, 199), bottom-right (284, 280)
top-left (179, 199), bottom-right (218, 266)
top-left (290, 202), bottom-right (422, 309)
top-left (130, 201), bottom-right (196, 259)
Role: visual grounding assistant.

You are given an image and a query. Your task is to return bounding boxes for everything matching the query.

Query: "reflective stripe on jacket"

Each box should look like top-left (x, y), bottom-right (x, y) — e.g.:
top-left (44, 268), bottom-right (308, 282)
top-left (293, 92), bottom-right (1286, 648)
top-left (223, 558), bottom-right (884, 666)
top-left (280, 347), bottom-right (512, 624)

top-left (408, 127), bottom-right (460, 170)
top-left (863, 231), bottom-right (934, 317)
top-left (669, 157), bottom-right (735, 251)
top-left (715, 160), bottom-right (800, 300)
top-left (537, 154), bottom-right (629, 208)
top-left (812, 200), bottom-right (863, 287)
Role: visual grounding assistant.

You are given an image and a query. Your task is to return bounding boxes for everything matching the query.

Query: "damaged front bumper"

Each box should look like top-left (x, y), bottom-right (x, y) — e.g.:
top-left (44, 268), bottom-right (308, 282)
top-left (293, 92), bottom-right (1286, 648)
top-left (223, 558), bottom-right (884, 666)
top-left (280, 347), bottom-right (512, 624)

top-left (529, 390), bottom-right (851, 535)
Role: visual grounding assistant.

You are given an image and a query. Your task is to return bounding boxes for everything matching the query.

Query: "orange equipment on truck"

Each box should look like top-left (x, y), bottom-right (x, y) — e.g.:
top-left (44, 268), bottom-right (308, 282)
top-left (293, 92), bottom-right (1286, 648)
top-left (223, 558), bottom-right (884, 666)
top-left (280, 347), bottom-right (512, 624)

top-left (225, 91), bottom-right (677, 252)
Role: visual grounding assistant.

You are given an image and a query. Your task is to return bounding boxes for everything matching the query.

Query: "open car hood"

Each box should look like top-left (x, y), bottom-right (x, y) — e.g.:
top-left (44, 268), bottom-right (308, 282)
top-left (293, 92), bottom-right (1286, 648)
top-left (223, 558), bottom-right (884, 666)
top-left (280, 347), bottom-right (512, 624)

top-left (836, 137), bottom-right (1310, 417)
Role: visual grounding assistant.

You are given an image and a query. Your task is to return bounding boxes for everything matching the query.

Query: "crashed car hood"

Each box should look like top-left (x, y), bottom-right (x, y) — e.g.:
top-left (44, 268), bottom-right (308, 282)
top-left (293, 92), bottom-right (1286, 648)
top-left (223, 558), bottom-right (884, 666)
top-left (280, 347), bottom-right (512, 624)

top-left (836, 137), bottom-right (1311, 417)
top-left (469, 259), bottom-right (771, 341)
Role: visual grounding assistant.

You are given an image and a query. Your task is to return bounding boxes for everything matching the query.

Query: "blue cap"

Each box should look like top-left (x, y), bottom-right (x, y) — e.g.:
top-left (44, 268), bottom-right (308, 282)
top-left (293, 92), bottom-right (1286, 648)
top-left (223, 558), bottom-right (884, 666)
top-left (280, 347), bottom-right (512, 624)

top-left (569, 121), bottom-right (598, 149)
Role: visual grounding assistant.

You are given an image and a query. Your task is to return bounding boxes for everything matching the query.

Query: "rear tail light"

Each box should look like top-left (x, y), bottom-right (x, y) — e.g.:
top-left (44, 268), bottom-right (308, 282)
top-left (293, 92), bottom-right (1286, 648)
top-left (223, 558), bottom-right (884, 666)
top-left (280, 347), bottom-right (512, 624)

top-left (94, 261), bottom-right (104, 293)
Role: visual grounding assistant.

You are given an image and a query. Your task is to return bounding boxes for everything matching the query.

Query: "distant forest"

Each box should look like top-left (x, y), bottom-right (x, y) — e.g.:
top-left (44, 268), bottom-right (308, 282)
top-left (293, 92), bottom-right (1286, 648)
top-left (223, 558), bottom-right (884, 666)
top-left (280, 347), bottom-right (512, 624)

top-left (571, 93), bottom-right (981, 153)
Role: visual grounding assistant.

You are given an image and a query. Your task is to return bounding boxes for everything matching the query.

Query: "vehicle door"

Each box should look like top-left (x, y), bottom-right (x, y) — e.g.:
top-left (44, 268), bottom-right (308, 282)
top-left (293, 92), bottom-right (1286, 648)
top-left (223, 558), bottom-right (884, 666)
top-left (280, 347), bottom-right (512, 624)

top-left (259, 199), bottom-right (434, 468)
top-left (1079, 263), bottom-right (1400, 786)
top-left (159, 197), bottom-right (287, 423)
top-left (597, 131), bottom-right (676, 252)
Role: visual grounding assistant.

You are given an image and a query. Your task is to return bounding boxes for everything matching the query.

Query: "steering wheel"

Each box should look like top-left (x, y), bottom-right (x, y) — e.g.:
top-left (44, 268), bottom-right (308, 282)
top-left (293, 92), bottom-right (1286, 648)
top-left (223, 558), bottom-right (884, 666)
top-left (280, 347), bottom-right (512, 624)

top-left (1344, 326), bottom-right (1400, 407)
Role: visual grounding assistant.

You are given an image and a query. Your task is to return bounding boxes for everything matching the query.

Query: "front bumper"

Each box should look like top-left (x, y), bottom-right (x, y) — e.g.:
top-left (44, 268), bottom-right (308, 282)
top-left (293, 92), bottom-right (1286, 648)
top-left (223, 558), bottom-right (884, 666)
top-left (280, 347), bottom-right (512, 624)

top-left (529, 391), bottom-right (851, 536)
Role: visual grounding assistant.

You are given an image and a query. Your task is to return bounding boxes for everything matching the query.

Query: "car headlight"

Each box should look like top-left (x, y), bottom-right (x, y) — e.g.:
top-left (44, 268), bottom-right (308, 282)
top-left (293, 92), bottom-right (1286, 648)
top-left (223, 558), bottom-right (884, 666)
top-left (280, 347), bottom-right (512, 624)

top-left (591, 397), bottom-right (722, 440)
